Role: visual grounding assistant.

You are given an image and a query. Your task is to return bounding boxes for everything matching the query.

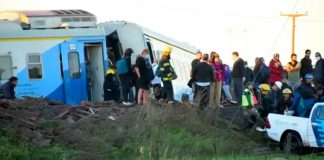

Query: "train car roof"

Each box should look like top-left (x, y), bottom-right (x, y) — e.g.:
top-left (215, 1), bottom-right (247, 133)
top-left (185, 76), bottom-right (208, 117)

top-left (99, 21), bottom-right (198, 54)
top-left (0, 20), bottom-right (105, 39)
top-left (0, 10), bottom-right (94, 17)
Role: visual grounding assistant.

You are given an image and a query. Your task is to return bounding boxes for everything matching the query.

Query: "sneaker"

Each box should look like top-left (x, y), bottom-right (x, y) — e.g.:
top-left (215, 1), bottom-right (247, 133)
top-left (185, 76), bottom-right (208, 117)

top-left (122, 102), bottom-right (128, 105)
top-left (256, 127), bottom-right (266, 132)
top-left (219, 105), bottom-right (224, 108)
top-left (230, 101), bottom-right (237, 104)
top-left (126, 102), bottom-right (133, 106)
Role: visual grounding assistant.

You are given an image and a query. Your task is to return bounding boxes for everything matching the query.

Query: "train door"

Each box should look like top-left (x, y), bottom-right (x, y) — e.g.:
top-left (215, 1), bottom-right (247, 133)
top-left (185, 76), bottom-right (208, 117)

top-left (60, 42), bottom-right (87, 105)
top-left (84, 43), bottom-right (105, 102)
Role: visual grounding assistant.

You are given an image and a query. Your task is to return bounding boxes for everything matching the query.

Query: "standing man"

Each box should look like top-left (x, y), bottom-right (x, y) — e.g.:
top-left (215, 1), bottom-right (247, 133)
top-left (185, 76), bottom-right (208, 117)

top-left (1, 76), bottom-right (18, 100)
top-left (314, 52), bottom-right (324, 87)
top-left (159, 46), bottom-right (176, 104)
top-left (300, 49), bottom-right (313, 79)
top-left (231, 51), bottom-right (245, 104)
top-left (192, 54), bottom-right (214, 110)
top-left (286, 53), bottom-right (301, 91)
top-left (135, 49), bottom-right (153, 105)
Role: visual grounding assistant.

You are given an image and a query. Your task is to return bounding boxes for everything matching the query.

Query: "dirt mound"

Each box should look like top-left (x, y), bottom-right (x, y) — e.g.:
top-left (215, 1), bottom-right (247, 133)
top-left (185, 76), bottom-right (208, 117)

top-left (0, 98), bottom-right (269, 159)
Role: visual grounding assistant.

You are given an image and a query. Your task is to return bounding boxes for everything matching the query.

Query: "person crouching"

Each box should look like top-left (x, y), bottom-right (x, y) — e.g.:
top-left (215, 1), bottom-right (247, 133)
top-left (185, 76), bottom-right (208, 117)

top-left (276, 88), bottom-right (293, 114)
top-left (103, 68), bottom-right (120, 102)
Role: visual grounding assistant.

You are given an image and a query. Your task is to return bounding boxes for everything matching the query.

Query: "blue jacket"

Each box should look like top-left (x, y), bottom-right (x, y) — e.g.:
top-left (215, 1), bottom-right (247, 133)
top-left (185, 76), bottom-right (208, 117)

top-left (1, 81), bottom-right (16, 99)
top-left (289, 83), bottom-right (316, 117)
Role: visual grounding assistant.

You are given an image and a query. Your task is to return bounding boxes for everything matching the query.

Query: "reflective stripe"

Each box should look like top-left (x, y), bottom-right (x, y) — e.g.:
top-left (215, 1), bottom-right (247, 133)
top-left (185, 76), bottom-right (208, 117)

top-left (163, 77), bottom-right (172, 81)
top-left (163, 62), bottom-right (171, 67)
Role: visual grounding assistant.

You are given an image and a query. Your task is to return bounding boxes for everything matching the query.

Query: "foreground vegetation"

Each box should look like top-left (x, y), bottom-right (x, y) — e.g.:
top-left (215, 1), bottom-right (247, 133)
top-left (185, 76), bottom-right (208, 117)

top-left (1, 102), bottom-right (323, 159)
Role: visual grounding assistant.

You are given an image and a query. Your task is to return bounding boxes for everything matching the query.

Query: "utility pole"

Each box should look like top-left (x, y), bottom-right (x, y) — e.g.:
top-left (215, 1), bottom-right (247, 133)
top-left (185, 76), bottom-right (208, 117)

top-left (280, 12), bottom-right (307, 54)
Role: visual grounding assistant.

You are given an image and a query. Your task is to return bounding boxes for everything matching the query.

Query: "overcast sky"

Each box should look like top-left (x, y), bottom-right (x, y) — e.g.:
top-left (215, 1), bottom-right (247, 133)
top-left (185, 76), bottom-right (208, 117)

top-left (1, 0), bottom-right (324, 65)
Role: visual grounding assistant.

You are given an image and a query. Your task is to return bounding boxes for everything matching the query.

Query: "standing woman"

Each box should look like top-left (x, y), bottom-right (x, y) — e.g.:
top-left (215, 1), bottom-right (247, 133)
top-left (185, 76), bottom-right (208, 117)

top-left (118, 48), bottom-right (134, 105)
top-left (209, 52), bottom-right (217, 106)
top-left (269, 53), bottom-right (283, 86)
top-left (210, 52), bottom-right (225, 107)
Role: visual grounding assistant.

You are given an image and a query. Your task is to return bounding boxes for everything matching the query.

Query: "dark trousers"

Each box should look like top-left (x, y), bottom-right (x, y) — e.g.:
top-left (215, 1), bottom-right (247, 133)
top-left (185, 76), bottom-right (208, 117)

top-left (153, 84), bottom-right (163, 100)
top-left (194, 85), bottom-right (210, 111)
top-left (233, 77), bottom-right (243, 104)
top-left (162, 81), bottom-right (174, 101)
top-left (119, 75), bottom-right (132, 102)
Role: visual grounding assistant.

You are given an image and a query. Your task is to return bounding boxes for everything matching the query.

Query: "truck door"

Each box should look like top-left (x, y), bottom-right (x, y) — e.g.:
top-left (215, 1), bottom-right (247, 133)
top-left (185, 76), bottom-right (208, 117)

top-left (60, 42), bottom-right (87, 105)
top-left (309, 104), bottom-right (324, 148)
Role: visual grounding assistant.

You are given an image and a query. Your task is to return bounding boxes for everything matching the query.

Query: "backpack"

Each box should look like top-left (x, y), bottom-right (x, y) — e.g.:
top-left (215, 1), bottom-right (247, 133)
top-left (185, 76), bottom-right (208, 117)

top-left (116, 58), bottom-right (129, 75)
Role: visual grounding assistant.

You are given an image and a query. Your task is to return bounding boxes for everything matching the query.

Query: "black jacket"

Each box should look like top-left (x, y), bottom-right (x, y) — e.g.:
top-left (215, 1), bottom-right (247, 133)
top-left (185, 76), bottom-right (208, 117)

top-left (103, 74), bottom-right (120, 101)
top-left (245, 67), bottom-right (253, 84)
top-left (192, 61), bottom-right (214, 83)
top-left (300, 57), bottom-right (313, 78)
top-left (232, 58), bottom-right (246, 78)
top-left (276, 97), bottom-right (293, 114)
top-left (1, 81), bottom-right (16, 99)
top-left (314, 59), bottom-right (324, 81)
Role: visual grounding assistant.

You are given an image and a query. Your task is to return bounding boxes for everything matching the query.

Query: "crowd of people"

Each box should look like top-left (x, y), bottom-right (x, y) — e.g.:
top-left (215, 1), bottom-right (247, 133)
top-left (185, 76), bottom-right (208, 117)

top-left (103, 46), bottom-right (177, 106)
top-left (1, 47), bottom-right (324, 129)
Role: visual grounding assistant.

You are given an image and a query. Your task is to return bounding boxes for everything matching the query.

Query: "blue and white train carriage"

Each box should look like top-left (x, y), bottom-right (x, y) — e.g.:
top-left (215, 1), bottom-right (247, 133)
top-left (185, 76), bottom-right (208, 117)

top-left (0, 10), bottom-right (108, 105)
top-left (100, 21), bottom-right (198, 101)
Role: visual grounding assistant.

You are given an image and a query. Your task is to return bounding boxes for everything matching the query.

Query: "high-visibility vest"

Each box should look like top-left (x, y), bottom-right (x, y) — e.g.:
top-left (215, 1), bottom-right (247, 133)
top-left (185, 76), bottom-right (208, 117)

top-left (242, 88), bottom-right (254, 109)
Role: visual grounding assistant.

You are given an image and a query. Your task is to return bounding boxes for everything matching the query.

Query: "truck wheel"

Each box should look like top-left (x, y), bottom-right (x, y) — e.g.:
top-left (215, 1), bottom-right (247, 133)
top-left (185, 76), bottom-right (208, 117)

top-left (283, 132), bottom-right (303, 154)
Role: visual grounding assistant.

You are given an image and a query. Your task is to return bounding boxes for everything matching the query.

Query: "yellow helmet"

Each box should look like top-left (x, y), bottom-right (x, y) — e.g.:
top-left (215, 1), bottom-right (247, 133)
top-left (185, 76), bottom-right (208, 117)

top-left (105, 68), bottom-right (115, 75)
top-left (162, 45), bottom-right (172, 57)
top-left (258, 84), bottom-right (270, 95)
top-left (282, 88), bottom-right (292, 94)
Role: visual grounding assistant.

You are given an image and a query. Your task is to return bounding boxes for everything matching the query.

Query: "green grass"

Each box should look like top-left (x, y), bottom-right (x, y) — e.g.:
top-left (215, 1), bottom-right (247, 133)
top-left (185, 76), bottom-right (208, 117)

top-left (0, 129), bottom-right (78, 160)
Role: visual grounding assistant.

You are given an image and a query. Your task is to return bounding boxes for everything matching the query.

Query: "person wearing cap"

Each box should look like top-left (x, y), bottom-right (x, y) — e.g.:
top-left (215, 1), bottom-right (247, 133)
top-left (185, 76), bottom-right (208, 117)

top-left (300, 49), bottom-right (313, 79)
top-left (269, 53), bottom-right (283, 85)
top-left (286, 53), bottom-right (301, 91)
top-left (103, 68), bottom-right (120, 102)
top-left (158, 46), bottom-right (176, 103)
top-left (314, 52), bottom-right (324, 87)
top-left (289, 73), bottom-right (316, 117)
top-left (258, 83), bottom-right (272, 118)
top-left (244, 61), bottom-right (253, 85)
top-left (270, 81), bottom-right (282, 113)
top-left (276, 88), bottom-right (293, 114)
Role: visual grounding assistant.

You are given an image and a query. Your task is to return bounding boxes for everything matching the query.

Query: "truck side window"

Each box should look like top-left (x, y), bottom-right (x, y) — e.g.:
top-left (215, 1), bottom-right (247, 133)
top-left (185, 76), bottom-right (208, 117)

top-left (316, 106), bottom-right (324, 120)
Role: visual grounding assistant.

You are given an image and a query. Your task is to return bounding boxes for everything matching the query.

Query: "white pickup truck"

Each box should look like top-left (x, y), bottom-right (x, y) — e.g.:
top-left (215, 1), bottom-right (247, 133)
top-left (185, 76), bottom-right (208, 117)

top-left (266, 103), bottom-right (324, 153)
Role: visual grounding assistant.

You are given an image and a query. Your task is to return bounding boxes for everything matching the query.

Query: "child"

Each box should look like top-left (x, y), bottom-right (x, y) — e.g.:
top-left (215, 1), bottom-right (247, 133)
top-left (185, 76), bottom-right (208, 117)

top-left (276, 88), bottom-right (293, 114)
top-left (103, 67), bottom-right (120, 102)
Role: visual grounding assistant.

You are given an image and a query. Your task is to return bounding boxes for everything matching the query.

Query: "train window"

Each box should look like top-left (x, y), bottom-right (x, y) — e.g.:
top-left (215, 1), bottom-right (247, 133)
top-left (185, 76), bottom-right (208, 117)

top-left (61, 18), bottom-right (72, 22)
top-left (72, 17), bottom-right (80, 22)
top-left (68, 52), bottom-right (81, 78)
top-left (81, 17), bottom-right (91, 22)
top-left (0, 55), bottom-right (13, 80)
top-left (27, 54), bottom-right (43, 79)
